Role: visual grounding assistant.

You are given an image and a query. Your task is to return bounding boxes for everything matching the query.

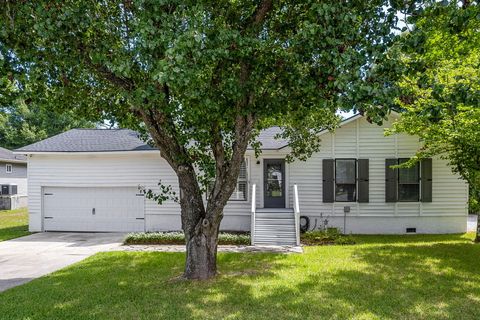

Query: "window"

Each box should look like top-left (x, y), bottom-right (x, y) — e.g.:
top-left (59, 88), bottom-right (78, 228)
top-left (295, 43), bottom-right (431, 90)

top-left (5, 164), bottom-right (12, 174)
top-left (335, 159), bottom-right (356, 202)
top-left (230, 159), bottom-right (248, 201)
top-left (398, 159), bottom-right (420, 201)
top-left (206, 159), bottom-right (248, 201)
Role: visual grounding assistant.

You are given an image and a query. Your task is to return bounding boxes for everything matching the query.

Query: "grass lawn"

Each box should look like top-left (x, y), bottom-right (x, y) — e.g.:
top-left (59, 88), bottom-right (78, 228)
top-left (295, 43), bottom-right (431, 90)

top-left (0, 233), bottom-right (479, 319)
top-left (0, 207), bottom-right (29, 242)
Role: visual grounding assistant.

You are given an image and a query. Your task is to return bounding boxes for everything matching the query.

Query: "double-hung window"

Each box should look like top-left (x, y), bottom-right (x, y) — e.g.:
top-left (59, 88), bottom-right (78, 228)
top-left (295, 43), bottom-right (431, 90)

top-left (5, 164), bottom-right (12, 174)
top-left (230, 159), bottom-right (248, 201)
top-left (207, 159), bottom-right (248, 201)
top-left (398, 159), bottom-right (420, 202)
top-left (335, 159), bottom-right (356, 202)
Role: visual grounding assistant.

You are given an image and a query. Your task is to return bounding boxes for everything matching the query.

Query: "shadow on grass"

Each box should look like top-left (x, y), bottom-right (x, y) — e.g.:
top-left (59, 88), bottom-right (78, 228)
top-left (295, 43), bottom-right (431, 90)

top-left (0, 239), bottom-right (479, 319)
top-left (354, 233), bottom-right (475, 245)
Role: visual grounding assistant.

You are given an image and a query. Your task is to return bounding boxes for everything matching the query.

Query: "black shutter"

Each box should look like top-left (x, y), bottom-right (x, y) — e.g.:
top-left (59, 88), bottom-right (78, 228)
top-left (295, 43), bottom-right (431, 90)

top-left (323, 159), bottom-right (334, 203)
top-left (421, 158), bottom-right (433, 202)
top-left (357, 159), bottom-right (369, 203)
top-left (385, 159), bottom-right (398, 202)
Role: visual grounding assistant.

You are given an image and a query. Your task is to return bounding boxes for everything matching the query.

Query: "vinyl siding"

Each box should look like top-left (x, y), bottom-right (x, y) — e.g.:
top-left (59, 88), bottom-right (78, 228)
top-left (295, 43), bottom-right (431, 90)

top-left (0, 161), bottom-right (27, 178)
top-left (27, 114), bottom-right (468, 233)
top-left (27, 152), bottom-right (252, 231)
top-left (0, 161), bottom-right (28, 196)
top-left (287, 116), bottom-right (468, 233)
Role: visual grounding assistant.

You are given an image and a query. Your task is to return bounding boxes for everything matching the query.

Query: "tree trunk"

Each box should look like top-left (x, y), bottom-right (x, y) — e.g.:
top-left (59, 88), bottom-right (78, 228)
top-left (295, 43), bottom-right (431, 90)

top-left (184, 220), bottom-right (219, 279)
top-left (177, 164), bottom-right (222, 279)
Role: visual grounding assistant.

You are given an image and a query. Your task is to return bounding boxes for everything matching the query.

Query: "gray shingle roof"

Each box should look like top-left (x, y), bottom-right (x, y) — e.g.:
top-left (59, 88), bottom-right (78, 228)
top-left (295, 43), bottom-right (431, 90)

top-left (15, 114), bottom-right (364, 153)
top-left (15, 127), bottom-right (290, 153)
top-left (0, 146), bottom-right (27, 162)
top-left (16, 129), bottom-right (156, 153)
top-left (255, 127), bottom-right (288, 149)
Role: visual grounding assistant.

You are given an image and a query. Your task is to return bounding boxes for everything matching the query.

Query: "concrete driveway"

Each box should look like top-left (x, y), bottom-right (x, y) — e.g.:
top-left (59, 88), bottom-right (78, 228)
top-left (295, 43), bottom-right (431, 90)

top-left (0, 232), bottom-right (124, 292)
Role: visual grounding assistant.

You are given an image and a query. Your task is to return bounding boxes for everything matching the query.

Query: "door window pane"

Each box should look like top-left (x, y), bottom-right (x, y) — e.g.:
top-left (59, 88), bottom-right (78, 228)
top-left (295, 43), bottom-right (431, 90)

top-left (266, 164), bottom-right (282, 198)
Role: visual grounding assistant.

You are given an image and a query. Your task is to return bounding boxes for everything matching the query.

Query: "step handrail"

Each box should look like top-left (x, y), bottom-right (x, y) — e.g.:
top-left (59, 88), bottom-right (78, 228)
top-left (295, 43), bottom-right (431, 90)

top-left (293, 184), bottom-right (300, 246)
top-left (251, 184), bottom-right (256, 245)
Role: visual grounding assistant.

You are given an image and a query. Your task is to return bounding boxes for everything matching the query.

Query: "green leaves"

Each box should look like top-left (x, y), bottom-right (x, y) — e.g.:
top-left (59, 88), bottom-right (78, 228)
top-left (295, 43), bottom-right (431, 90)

top-left (0, 0), bottom-right (407, 183)
top-left (386, 1), bottom-right (480, 191)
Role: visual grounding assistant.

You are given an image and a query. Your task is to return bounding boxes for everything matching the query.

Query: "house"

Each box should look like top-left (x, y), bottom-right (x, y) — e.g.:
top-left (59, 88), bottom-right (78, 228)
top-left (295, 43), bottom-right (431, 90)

top-left (15, 114), bottom-right (468, 245)
top-left (0, 147), bottom-right (28, 210)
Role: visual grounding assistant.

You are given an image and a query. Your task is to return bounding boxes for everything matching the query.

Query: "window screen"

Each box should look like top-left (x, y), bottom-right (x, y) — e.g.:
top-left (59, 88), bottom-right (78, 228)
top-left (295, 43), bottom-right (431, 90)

top-left (398, 159), bottom-right (420, 202)
top-left (335, 159), bottom-right (356, 202)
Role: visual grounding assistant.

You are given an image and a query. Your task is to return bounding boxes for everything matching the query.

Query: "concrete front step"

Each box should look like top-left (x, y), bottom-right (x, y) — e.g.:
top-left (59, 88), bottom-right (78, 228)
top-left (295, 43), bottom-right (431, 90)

top-left (253, 208), bottom-right (298, 246)
top-left (256, 208), bottom-right (294, 213)
top-left (255, 214), bottom-right (295, 219)
top-left (255, 227), bottom-right (296, 233)
top-left (255, 240), bottom-right (297, 246)
top-left (256, 220), bottom-right (295, 226)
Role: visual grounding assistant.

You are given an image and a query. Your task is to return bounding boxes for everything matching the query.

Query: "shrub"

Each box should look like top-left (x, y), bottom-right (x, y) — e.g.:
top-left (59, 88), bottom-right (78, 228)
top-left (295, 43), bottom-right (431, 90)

top-left (301, 228), bottom-right (355, 246)
top-left (124, 232), bottom-right (250, 245)
top-left (469, 189), bottom-right (480, 215)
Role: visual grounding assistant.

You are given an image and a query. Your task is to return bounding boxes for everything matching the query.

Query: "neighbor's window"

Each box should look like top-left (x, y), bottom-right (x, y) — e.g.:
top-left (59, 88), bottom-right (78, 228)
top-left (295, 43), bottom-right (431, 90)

top-left (5, 164), bottom-right (12, 174)
top-left (335, 159), bottom-right (356, 202)
top-left (398, 159), bottom-right (420, 201)
top-left (230, 159), bottom-right (248, 201)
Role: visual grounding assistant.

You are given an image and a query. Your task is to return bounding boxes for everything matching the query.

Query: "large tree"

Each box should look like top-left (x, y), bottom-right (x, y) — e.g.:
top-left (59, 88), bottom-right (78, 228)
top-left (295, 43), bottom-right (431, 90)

top-left (389, 1), bottom-right (479, 182)
top-left (0, 0), bottom-right (404, 278)
top-left (385, 1), bottom-right (480, 239)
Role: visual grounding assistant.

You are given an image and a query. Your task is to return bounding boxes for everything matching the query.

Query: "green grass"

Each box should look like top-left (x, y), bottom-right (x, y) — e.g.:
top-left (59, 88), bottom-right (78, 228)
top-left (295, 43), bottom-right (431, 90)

top-left (0, 207), bottom-right (29, 241)
top-left (1, 233), bottom-right (479, 319)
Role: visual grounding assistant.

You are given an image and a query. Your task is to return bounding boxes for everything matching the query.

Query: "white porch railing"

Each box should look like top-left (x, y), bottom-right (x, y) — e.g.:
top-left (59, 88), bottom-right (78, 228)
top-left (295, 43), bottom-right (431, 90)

top-left (250, 184), bottom-right (256, 245)
top-left (293, 184), bottom-right (300, 246)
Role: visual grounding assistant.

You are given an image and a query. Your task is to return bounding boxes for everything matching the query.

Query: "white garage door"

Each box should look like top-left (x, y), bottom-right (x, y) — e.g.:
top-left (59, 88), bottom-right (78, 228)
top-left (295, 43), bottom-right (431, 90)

top-left (43, 187), bottom-right (145, 232)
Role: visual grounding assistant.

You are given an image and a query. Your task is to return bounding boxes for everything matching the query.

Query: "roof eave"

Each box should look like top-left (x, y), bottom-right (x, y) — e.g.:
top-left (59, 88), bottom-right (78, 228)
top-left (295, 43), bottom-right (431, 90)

top-left (13, 150), bottom-right (160, 156)
top-left (0, 158), bottom-right (27, 164)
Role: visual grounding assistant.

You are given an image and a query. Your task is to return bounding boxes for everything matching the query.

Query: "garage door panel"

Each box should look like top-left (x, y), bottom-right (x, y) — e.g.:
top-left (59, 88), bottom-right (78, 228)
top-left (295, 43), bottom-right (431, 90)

top-left (43, 187), bottom-right (145, 232)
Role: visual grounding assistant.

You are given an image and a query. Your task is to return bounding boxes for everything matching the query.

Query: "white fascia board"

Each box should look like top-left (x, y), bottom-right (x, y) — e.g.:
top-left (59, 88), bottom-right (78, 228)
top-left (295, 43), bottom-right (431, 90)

top-left (13, 150), bottom-right (161, 156)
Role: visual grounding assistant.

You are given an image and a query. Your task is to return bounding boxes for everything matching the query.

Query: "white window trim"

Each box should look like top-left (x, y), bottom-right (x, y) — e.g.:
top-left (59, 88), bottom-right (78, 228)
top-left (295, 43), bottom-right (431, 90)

top-left (5, 163), bottom-right (12, 174)
top-left (205, 158), bottom-right (249, 202)
top-left (229, 158), bottom-right (249, 201)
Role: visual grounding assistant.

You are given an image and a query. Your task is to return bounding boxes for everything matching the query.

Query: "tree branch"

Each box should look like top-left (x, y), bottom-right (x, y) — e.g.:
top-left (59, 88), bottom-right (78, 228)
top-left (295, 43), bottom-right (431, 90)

top-left (251, 0), bottom-right (273, 27)
top-left (78, 44), bottom-right (135, 91)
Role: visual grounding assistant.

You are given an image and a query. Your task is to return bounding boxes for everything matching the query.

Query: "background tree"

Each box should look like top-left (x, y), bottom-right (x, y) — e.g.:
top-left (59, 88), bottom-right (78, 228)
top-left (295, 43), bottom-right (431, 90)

top-left (0, 103), bottom-right (95, 150)
top-left (386, 1), bottom-right (480, 240)
top-left (0, 0), bottom-right (405, 278)
top-left (0, 42), bottom-right (96, 149)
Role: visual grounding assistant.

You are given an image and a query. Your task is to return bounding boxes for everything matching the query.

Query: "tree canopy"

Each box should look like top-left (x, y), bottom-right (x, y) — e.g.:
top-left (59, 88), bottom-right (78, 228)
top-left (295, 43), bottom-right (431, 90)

top-left (1, 0), bottom-right (408, 278)
top-left (0, 102), bottom-right (94, 150)
top-left (387, 1), bottom-right (479, 192)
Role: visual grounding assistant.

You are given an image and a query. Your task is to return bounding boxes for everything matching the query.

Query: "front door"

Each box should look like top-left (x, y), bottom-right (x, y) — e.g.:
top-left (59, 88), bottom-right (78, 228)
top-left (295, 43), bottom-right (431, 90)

top-left (264, 159), bottom-right (286, 208)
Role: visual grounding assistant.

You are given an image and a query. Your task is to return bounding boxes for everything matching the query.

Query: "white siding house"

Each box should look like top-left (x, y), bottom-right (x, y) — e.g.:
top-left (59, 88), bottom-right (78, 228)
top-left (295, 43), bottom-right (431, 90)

top-left (17, 114), bottom-right (468, 239)
top-left (0, 147), bottom-right (28, 210)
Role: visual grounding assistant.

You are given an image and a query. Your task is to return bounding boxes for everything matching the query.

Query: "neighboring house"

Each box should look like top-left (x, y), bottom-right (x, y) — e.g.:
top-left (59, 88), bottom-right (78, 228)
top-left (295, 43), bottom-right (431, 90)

top-left (16, 113), bottom-right (468, 245)
top-left (0, 147), bottom-right (28, 210)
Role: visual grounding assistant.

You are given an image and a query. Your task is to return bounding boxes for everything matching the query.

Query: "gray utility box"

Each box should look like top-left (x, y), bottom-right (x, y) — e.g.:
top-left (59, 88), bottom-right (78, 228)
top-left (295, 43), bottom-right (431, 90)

top-left (0, 194), bottom-right (27, 210)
